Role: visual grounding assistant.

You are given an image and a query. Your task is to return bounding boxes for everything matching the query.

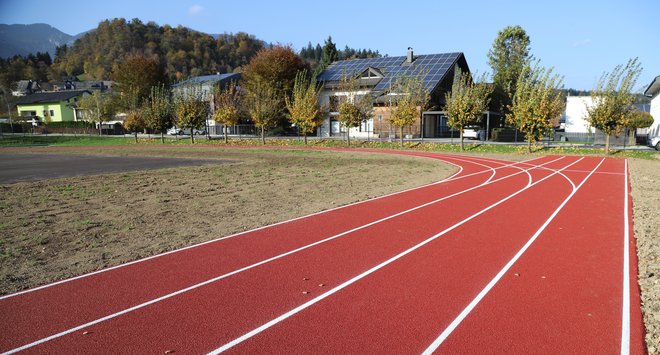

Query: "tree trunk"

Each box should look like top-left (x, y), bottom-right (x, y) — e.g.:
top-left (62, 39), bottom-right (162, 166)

top-left (190, 130), bottom-right (195, 144)
top-left (528, 138), bottom-right (532, 153)
top-left (460, 129), bottom-right (464, 151)
top-left (605, 134), bottom-right (610, 154)
top-left (224, 128), bottom-right (228, 143)
top-left (161, 132), bottom-right (165, 144)
top-left (303, 132), bottom-right (308, 145)
top-left (399, 126), bottom-right (404, 147)
top-left (261, 126), bottom-right (265, 145)
top-left (98, 120), bottom-right (102, 136)
top-left (347, 129), bottom-right (351, 147)
top-left (134, 132), bottom-right (138, 143)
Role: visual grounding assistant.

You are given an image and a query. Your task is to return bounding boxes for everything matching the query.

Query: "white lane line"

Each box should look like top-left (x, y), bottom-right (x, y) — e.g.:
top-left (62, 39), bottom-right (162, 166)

top-left (0, 157), bottom-right (563, 355)
top-left (621, 159), bottom-right (630, 355)
top-left (206, 157), bottom-right (585, 354)
top-left (421, 157), bottom-right (604, 355)
top-left (0, 154), bottom-right (546, 301)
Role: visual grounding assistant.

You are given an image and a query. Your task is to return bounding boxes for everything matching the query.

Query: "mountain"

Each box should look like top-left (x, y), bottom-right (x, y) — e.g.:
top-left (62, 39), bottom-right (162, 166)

top-left (0, 23), bottom-right (82, 58)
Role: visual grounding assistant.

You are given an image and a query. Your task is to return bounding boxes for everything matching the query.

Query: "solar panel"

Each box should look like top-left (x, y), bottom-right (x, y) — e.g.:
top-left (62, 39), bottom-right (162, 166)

top-left (318, 52), bottom-right (462, 94)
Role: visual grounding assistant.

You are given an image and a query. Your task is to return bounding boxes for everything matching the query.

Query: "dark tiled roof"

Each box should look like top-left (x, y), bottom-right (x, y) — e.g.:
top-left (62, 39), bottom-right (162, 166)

top-left (15, 90), bottom-right (89, 105)
top-left (173, 73), bottom-right (241, 87)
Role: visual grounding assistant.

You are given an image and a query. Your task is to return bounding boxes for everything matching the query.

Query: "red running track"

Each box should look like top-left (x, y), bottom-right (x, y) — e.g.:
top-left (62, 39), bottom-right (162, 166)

top-left (0, 151), bottom-right (646, 354)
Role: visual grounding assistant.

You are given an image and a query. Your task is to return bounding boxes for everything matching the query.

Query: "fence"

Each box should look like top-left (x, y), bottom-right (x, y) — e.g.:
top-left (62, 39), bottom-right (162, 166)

top-left (208, 124), bottom-right (257, 137)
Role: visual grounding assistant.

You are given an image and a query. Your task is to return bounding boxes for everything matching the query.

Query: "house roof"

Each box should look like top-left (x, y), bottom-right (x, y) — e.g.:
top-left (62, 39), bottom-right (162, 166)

top-left (317, 52), bottom-right (468, 93)
top-left (172, 73), bottom-right (241, 87)
top-left (643, 75), bottom-right (660, 97)
top-left (15, 90), bottom-right (89, 105)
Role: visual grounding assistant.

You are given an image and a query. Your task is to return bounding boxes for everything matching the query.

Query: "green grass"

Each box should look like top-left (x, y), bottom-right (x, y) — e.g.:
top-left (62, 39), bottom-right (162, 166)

top-left (1, 135), bottom-right (657, 160)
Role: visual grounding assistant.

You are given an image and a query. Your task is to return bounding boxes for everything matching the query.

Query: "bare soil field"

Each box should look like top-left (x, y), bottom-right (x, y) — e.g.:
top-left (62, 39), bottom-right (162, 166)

top-left (0, 147), bottom-right (453, 294)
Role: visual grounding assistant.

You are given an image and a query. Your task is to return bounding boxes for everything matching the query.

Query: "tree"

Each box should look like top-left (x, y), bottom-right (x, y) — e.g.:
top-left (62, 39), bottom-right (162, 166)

top-left (174, 86), bottom-right (210, 144)
top-left (622, 111), bottom-right (653, 145)
top-left (334, 73), bottom-right (367, 146)
top-left (78, 91), bottom-right (116, 135)
top-left (488, 25), bottom-right (531, 115)
top-left (285, 70), bottom-right (324, 144)
top-left (388, 72), bottom-right (429, 147)
top-left (320, 36), bottom-right (338, 68)
top-left (112, 54), bottom-right (166, 111)
top-left (123, 109), bottom-right (146, 143)
top-left (507, 62), bottom-right (565, 153)
top-left (445, 69), bottom-right (491, 151)
top-left (143, 84), bottom-right (174, 144)
top-left (242, 78), bottom-right (280, 144)
top-left (586, 58), bottom-right (642, 154)
top-left (212, 80), bottom-right (242, 143)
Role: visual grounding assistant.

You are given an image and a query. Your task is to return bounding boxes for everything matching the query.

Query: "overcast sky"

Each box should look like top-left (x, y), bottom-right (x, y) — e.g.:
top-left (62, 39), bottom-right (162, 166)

top-left (1, 0), bottom-right (658, 91)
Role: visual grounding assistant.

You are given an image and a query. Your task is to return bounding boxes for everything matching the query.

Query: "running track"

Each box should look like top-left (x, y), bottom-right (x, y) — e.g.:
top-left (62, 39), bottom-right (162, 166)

top-left (0, 151), bottom-right (646, 354)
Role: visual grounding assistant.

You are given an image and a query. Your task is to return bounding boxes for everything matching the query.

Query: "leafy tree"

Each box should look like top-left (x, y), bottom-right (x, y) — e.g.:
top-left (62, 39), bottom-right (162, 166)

top-left (507, 62), bottom-right (565, 153)
top-left (143, 84), bottom-right (174, 143)
top-left (388, 72), bottom-right (429, 147)
top-left (174, 85), bottom-right (210, 144)
top-left (123, 109), bottom-right (146, 143)
top-left (320, 36), bottom-right (338, 68)
top-left (334, 73), bottom-right (368, 146)
top-left (338, 102), bottom-right (362, 147)
top-left (622, 111), bottom-right (653, 145)
top-left (488, 25), bottom-right (531, 114)
top-left (212, 80), bottom-right (241, 143)
top-left (445, 69), bottom-right (491, 151)
top-left (242, 78), bottom-right (280, 144)
top-left (242, 44), bottom-right (309, 129)
top-left (285, 70), bottom-right (324, 144)
top-left (112, 54), bottom-right (166, 110)
top-left (78, 91), bottom-right (116, 135)
top-left (586, 58), bottom-right (642, 154)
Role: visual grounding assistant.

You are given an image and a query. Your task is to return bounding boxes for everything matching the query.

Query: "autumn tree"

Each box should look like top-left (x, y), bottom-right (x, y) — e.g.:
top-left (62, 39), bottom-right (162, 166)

top-left (174, 85), bottom-right (210, 144)
top-left (507, 62), bottom-right (565, 153)
top-left (212, 80), bottom-right (241, 143)
top-left (112, 54), bottom-right (166, 111)
top-left (388, 72), bottom-right (429, 147)
top-left (622, 111), bottom-right (654, 145)
top-left (488, 25), bottom-right (531, 114)
top-left (123, 109), bottom-right (146, 143)
top-left (78, 91), bottom-right (117, 135)
top-left (142, 84), bottom-right (174, 143)
top-left (334, 73), bottom-right (367, 146)
top-left (445, 69), bottom-right (491, 151)
top-left (242, 78), bottom-right (280, 144)
top-left (586, 58), bottom-right (642, 154)
top-left (285, 70), bottom-right (324, 144)
top-left (242, 45), bottom-right (309, 129)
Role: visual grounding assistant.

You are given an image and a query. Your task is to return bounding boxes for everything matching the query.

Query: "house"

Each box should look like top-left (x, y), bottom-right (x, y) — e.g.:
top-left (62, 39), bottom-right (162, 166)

top-left (12, 80), bottom-right (42, 96)
top-left (172, 73), bottom-right (242, 130)
top-left (15, 90), bottom-right (90, 123)
top-left (316, 48), bottom-right (473, 139)
top-left (643, 75), bottom-right (660, 138)
top-left (564, 96), bottom-right (595, 134)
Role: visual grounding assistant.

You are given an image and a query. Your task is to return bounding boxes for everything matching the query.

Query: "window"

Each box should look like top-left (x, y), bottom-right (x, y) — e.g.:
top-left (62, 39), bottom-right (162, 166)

top-left (50, 110), bottom-right (55, 117)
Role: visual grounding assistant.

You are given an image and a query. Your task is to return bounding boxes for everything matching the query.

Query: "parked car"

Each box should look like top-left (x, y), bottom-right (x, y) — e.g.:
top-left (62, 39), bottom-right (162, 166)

top-left (463, 126), bottom-right (484, 140)
top-left (649, 135), bottom-right (660, 151)
top-left (167, 127), bottom-right (206, 135)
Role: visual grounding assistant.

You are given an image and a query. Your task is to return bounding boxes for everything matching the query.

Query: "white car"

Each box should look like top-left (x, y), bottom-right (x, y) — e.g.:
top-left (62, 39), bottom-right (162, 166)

top-left (649, 135), bottom-right (660, 151)
top-left (462, 127), bottom-right (483, 140)
top-left (167, 127), bottom-right (206, 135)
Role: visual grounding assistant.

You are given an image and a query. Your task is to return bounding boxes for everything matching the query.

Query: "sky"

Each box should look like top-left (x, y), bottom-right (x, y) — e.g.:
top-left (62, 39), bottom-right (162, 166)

top-left (1, 0), bottom-right (658, 91)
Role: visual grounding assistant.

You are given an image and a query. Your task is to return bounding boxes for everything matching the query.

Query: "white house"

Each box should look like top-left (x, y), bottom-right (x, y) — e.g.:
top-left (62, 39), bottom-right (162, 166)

top-left (643, 75), bottom-right (660, 138)
top-left (172, 73), bottom-right (241, 130)
top-left (564, 96), bottom-right (595, 133)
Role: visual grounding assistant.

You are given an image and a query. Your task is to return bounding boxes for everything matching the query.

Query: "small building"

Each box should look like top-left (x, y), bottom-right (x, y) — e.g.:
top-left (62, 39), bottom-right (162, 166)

top-left (316, 49), bottom-right (473, 139)
top-left (172, 73), bottom-right (242, 130)
top-left (564, 96), bottom-right (595, 133)
top-left (15, 90), bottom-right (90, 123)
top-left (643, 75), bottom-right (660, 138)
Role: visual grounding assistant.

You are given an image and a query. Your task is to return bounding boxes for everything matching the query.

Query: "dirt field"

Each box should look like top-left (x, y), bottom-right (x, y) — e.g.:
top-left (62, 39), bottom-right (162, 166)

top-left (0, 147), bottom-right (454, 295)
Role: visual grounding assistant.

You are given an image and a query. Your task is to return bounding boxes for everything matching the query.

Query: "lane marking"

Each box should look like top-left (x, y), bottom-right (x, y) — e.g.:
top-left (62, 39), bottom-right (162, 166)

top-left (0, 157), bottom-right (563, 354)
top-left (421, 157), bottom-right (605, 354)
top-left (621, 159), bottom-right (630, 355)
top-left (206, 157), bottom-right (586, 354)
top-left (0, 154), bottom-right (548, 301)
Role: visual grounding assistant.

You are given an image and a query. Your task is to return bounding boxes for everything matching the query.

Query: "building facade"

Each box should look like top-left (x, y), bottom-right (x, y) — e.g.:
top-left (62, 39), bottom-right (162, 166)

top-left (15, 90), bottom-right (90, 123)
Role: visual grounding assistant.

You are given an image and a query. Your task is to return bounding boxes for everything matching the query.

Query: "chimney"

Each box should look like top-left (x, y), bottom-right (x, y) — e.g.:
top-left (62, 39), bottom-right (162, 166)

top-left (406, 47), bottom-right (414, 63)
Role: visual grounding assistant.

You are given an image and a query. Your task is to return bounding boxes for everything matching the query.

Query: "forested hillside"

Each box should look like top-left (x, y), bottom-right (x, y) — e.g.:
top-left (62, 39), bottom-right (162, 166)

top-left (52, 18), bottom-right (265, 82)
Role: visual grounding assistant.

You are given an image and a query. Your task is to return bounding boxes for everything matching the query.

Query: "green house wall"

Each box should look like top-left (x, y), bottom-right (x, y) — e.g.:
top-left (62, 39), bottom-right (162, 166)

top-left (16, 97), bottom-right (82, 122)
